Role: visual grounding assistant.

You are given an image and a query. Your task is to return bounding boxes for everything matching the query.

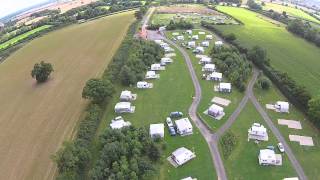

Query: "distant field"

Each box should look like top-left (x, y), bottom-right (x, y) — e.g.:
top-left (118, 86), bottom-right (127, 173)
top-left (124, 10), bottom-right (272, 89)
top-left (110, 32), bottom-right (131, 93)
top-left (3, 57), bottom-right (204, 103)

top-left (215, 6), bottom-right (320, 96)
top-left (0, 11), bottom-right (135, 180)
top-left (263, 3), bottom-right (320, 24)
top-left (0, 25), bottom-right (52, 51)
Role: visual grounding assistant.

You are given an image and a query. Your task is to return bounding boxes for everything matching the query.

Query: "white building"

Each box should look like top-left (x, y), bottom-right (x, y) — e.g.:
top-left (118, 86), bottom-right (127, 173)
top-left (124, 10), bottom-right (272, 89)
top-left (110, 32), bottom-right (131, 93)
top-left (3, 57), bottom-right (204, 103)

top-left (248, 123), bottom-right (268, 141)
top-left (215, 41), bottom-right (223, 47)
top-left (192, 35), bottom-right (199, 40)
top-left (150, 123), bottom-right (165, 139)
top-left (208, 72), bottom-right (222, 81)
top-left (188, 41), bottom-right (196, 48)
top-left (110, 116), bottom-right (131, 129)
top-left (208, 104), bottom-right (224, 117)
top-left (202, 63), bottom-right (215, 72)
top-left (120, 90), bottom-right (136, 101)
top-left (258, 149), bottom-right (282, 166)
top-left (194, 46), bottom-right (205, 54)
top-left (114, 102), bottom-right (135, 113)
top-left (198, 31), bottom-right (206, 35)
top-left (151, 63), bottom-right (165, 71)
top-left (171, 147), bottom-right (196, 166)
top-left (275, 101), bottom-right (289, 113)
top-left (201, 41), bottom-right (210, 47)
top-left (161, 57), bottom-right (173, 65)
top-left (218, 82), bottom-right (231, 93)
top-left (145, 71), bottom-right (160, 79)
top-left (206, 35), bottom-right (213, 40)
top-left (199, 57), bottom-right (212, 64)
top-left (175, 118), bottom-right (193, 136)
top-left (137, 81), bottom-right (152, 89)
top-left (172, 32), bottom-right (180, 36)
top-left (177, 35), bottom-right (184, 40)
top-left (186, 30), bottom-right (192, 35)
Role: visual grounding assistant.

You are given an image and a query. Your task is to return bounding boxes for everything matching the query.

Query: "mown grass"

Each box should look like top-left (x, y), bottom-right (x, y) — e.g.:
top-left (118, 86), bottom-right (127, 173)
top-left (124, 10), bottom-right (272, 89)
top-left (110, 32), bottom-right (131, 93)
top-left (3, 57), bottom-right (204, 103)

top-left (0, 25), bottom-right (52, 50)
top-left (220, 101), bottom-right (297, 179)
top-left (215, 6), bottom-right (320, 96)
top-left (254, 79), bottom-right (320, 179)
top-left (94, 46), bottom-right (216, 180)
top-left (166, 29), bottom-right (245, 131)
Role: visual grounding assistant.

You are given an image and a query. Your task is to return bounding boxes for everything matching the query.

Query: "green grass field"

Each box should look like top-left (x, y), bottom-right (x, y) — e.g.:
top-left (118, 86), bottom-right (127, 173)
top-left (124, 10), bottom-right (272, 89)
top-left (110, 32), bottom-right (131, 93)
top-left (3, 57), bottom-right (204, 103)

top-left (215, 6), bottom-right (320, 96)
top-left (263, 3), bottom-right (320, 24)
top-left (220, 101), bottom-right (297, 179)
top-left (0, 11), bottom-right (135, 180)
top-left (254, 79), bottom-right (320, 179)
top-left (94, 46), bottom-right (216, 179)
top-left (0, 25), bottom-right (52, 50)
top-left (166, 29), bottom-right (245, 131)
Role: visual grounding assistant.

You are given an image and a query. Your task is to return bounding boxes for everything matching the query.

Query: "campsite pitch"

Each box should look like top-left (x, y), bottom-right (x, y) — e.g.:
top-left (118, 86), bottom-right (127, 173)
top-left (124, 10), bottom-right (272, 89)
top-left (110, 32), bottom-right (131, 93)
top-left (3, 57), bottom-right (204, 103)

top-left (0, 11), bottom-right (135, 180)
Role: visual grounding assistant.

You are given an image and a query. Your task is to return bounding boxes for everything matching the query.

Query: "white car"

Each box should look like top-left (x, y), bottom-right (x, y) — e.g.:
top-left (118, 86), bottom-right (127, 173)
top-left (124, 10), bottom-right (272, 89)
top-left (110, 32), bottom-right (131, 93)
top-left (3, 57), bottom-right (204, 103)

top-left (278, 143), bottom-right (285, 153)
top-left (166, 117), bottom-right (174, 128)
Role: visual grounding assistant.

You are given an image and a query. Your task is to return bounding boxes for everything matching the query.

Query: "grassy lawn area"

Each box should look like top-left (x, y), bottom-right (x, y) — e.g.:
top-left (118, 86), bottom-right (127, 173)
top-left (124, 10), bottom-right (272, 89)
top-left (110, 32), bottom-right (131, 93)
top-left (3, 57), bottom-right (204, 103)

top-left (0, 25), bottom-right (52, 50)
top-left (254, 79), bottom-right (320, 179)
top-left (262, 2), bottom-right (320, 24)
top-left (215, 6), bottom-right (320, 96)
top-left (166, 29), bottom-right (245, 131)
top-left (94, 46), bottom-right (216, 179)
top-left (220, 101), bottom-right (297, 179)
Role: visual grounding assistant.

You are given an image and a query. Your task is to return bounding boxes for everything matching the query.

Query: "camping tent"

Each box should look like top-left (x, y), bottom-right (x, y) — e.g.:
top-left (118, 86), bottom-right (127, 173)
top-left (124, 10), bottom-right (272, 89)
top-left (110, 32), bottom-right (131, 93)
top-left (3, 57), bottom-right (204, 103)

top-left (208, 104), bottom-right (224, 117)
top-left (171, 147), bottom-right (196, 166)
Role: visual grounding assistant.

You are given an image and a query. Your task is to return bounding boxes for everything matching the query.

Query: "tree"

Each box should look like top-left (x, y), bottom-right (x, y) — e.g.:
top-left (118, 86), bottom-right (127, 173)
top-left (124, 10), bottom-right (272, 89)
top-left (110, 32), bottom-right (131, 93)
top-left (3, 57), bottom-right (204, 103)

top-left (257, 77), bottom-right (271, 90)
top-left (31, 61), bottom-right (53, 83)
top-left (247, 46), bottom-right (268, 66)
top-left (225, 33), bottom-right (236, 41)
top-left (119, 65), bottom-right (136, 86)
top-left (308, 97), bottom-right (320, 127)
top-left (247, 0), bottom-right (262, 10)
top-left (82, 78), bottom-right (114, 103)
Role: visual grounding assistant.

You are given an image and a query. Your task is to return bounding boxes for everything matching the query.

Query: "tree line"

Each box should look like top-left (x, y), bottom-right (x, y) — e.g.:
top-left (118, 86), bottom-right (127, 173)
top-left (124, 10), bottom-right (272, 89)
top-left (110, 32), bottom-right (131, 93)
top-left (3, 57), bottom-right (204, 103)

top-left (287, 19), bottom-right (320, 47)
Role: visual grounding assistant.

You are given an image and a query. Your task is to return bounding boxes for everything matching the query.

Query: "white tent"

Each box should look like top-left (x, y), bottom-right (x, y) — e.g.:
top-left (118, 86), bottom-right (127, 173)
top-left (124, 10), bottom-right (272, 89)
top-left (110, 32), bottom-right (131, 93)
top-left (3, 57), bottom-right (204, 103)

top-left (202, 63), bottom-right (215, 72)
top-left (201, 41), bottom-right (210, 47)
top-left (206, 35), bottom-right (213, 40)
top-left (171, 147), bottom-right (196, 166)
top-left (177, 35), bottom-right (184, 40)
top-left (188, 41), bottom-right (196, 48)
top-left (208, 104), bottom-right (224, 117)
top-left (208, 72), bottom-right (222, 81)
top-left (137, 81), bottom-right (152, 89)
top-left (151, 63), bottom-right (165, 71)
top-left (120, 90), bottom-right (136, 101)
top-left (110, 117), bottom-right (131, 129)
top-left (192, 35), bottom-right (199, 40)
top-left (218, 82), bottom-right (231, 93)
top-left (275, 101), bottom-right (289, 113)
top-left (145, 71), bottom-right (160, 79)
top-left (149, 123), bottom-right (165, 138)
top-left (199, 57), bottom-right (212, 64)
top-left (114, 102), bottom-right (135, 113)
top-left (175, 118), bottom-right (193, 136)
top-left (215, 41), bottom-right (223, 47)
top-left (161, 57), bottom-right (173, 65)
top-left (248, 123), bottom-right (268, 141)
top-left (258, 149), bottom-right (282, 166)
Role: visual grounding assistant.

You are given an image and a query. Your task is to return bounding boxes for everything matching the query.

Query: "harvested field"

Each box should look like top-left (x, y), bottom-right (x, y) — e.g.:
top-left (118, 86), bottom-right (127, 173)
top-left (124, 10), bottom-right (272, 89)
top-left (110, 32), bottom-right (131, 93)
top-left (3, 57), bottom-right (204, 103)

top-left (0, 11), bottom-right (135, 180)
top-left (156, 4), bottom-right (220, 15)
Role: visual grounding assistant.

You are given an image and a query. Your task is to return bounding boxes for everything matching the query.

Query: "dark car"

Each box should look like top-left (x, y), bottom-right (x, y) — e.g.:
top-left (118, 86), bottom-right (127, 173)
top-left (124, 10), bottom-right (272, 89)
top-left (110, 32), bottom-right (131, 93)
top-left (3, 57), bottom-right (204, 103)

top-left (170, 111), bottom-right (183, 118)
top-left (168, 126), bottom-right (176, 136)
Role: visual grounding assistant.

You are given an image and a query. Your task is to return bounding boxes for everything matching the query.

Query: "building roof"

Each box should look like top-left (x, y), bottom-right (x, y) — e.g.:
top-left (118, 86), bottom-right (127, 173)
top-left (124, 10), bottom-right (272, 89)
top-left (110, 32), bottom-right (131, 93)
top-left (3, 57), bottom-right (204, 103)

top-left (276, 101), bottom-right (289, 108)
top-left (115, 102), bottom-right (131, 109)
top-left (204, 63), bottom-right (215, 69)
top-left (249, 123), bottom-right (267, 135)
top-left (137, 81), bottom-right (148, 85)
top-left (200, 57), bottom-right (212, 62)
top-left (151, 64), bottom-right (161, 68)
top-left (259, 149), bottom-right (276, 161)
top-left (209, 104), bottom-right (224, 113)
top-left (210, 72), bottom-right (222, 78)
top-left (146, 71), bottom-right (156, 76)
top-left (172, 147), bottom-right (195, 165)
top-left (219, 82), bottom-right (231, 89)
top-left (120, 90), bottom-right (132, 97)
top-left (150, 123), bottom-right (164, 136)
top-left (175, 118), bottom-right (192, 131)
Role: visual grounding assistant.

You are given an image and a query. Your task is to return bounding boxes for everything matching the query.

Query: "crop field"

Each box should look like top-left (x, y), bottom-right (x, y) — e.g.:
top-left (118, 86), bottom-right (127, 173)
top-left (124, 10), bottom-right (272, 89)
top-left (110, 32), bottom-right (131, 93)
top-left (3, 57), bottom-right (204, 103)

top-left (94, 46), bottom-right (216, 179)
top-left (0, 25), bottom-right (52, 51)
top-left (262, 3), bottom-right (320, 24)
top-left (220, 101), bottom-right (297, 179)
top-left (254, 80), bottom-right (320, 179)
top-left (215, 6), bottom-right (320, 96)
top-left (0, 11), bottom-right (135, 180)
top-left (166, 29), bottom-right (244, 131)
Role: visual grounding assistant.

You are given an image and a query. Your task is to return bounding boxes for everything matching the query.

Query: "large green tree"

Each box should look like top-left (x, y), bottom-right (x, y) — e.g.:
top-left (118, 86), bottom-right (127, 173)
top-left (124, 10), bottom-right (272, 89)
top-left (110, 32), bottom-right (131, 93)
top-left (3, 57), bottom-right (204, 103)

top-left (82, 78), bottom-right (114, 103)
top-left (308, 97), bottom-right (320, 127)
top-left (31, 61), bottom-right (54, 83)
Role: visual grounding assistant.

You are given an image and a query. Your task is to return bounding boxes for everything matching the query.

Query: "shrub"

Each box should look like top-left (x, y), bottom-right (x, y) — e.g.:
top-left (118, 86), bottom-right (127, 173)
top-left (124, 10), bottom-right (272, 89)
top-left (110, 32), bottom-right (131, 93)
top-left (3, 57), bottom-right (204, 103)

top-left (31, 61), bottom-right (54, 83)
top-left (220, 131), bottom-right (237, 159)
top-left (257, 76), bottom-right (271, 90)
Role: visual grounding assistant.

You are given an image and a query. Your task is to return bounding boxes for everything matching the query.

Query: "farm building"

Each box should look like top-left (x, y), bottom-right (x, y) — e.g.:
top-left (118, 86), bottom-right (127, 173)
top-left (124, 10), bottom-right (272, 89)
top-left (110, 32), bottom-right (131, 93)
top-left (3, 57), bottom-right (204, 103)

top-left (137, 81), bottom-right (152, 89)
top-left (208, 72), bottom-right (222, 81)
top-left (172, 32), bottom-right (180, 36)
top-left (199, 56), bottom-right (212, 64)
top-left (188, 41), bottom-right (196, 48)
top-left (186, 29), bottom-right (192, 34)
top-left (201, 41), bottom-right (210, 47)
top-left (151, 63), bottom-right (165, 71)
top-left (206, 35), bottom-right (213, 40)
top-left (114, 102), bottom-right (135, 113)
top-left (192, 35), bottom-right (199, 40)
top-left (110, 116), bottom-right (131, 129)
top-left (208, 104), bottom-right (224, 117)
top-left (145, 71), bottom-right (160, 79)
top-left (175, 118), bottom-right (193, 136)
top-left (202, 63), bottom-right (215, 72)
top-left (198, 31), bottom-right (206, 35)
top-left (161, 57), bottom-right (173, 65)
top-left (150, 123), bottom-right (165, 139)
top-left (215, 41), bottom-right (223, 47)
top-left (120, 90), bottom-right (136, 101)
top-left (194, 46), bottom-right (205, 54)
top-left (177, 35), bottom-right (184, 40)
top-left (275, 101), bottom-right (289, 113)
top-left (171, 147), bottom-right (196, 166)
top-left (258, 149), bottom-right (282, 166)
top-left (248, 123), bottom-right (269, 141)
top-left (218, 82), bottom-right (231, 93)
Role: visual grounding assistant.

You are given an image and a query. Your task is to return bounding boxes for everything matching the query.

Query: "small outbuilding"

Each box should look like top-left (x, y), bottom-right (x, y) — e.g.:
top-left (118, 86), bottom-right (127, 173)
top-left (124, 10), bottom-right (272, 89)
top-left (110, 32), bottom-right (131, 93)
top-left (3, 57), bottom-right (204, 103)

top-left (188, 41), bottom-right (196, 48)
top-left (171, 147), bottom-right (196, 166)
top-left (218, 82), bottom-right (231, 93)
top-left (175, 118), bottom-right (193, 136)
top-left (110, 116), bottom-right (131, 129)
top-left (275, 101), bottom-right (289, 113)
top-left (199, 56), bottom-right (212, 64)
top-left (151, 63), bottom-right (165, 71)
top-left (120, 90), bottom-right (136, 101)
top-left (208, 72), bottom-right (222, 81)
top-left (215, 41), bottom-right (223, 47)
top-left (206, 35), bottom-right (213, 40)
top-left (145, 71), bottom-right (160, 79)
top-left (137, 81), bottom-right (153, 89)
top-left (248, 123), bottom-right (268, 141)
top-left (201, 41), bottom-right (210, 47)
top-left (114, 102), bottom-right (135, 113)
top-left (202, 63), bottom-right (215, 72)
top-left (208, 104), bottom-right (224, 117)
top-left (258, 149), bottom-right (282, 166)
top-left (150, 123), bottom-right (165, 139)
top-left (192, 35), bottom-right (199, 40)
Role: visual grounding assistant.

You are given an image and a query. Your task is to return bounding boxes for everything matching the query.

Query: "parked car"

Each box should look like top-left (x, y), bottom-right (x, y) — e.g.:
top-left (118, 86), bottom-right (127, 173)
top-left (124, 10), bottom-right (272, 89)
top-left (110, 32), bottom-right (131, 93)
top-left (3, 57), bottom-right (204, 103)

top-left (170, 111), bottom-right (183, 118)
top-left (168, 126), bottom-right (176, 136)
top-left (166, 117), bottom-right (174, 127)
top-left (278, 143), bottom-right (285, 153)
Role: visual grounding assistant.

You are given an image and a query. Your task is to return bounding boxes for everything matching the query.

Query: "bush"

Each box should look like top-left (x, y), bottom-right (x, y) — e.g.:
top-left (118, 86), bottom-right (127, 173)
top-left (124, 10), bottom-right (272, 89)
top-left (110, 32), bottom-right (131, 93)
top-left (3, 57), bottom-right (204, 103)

top-left (220, 131), bottom-right (237, 159)
top-left (82, 78), bottom-right (114, 103)
top-left (257, 76), bottom-right (271, 90)
top-left (31, 61), bottom-right (54, 83)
